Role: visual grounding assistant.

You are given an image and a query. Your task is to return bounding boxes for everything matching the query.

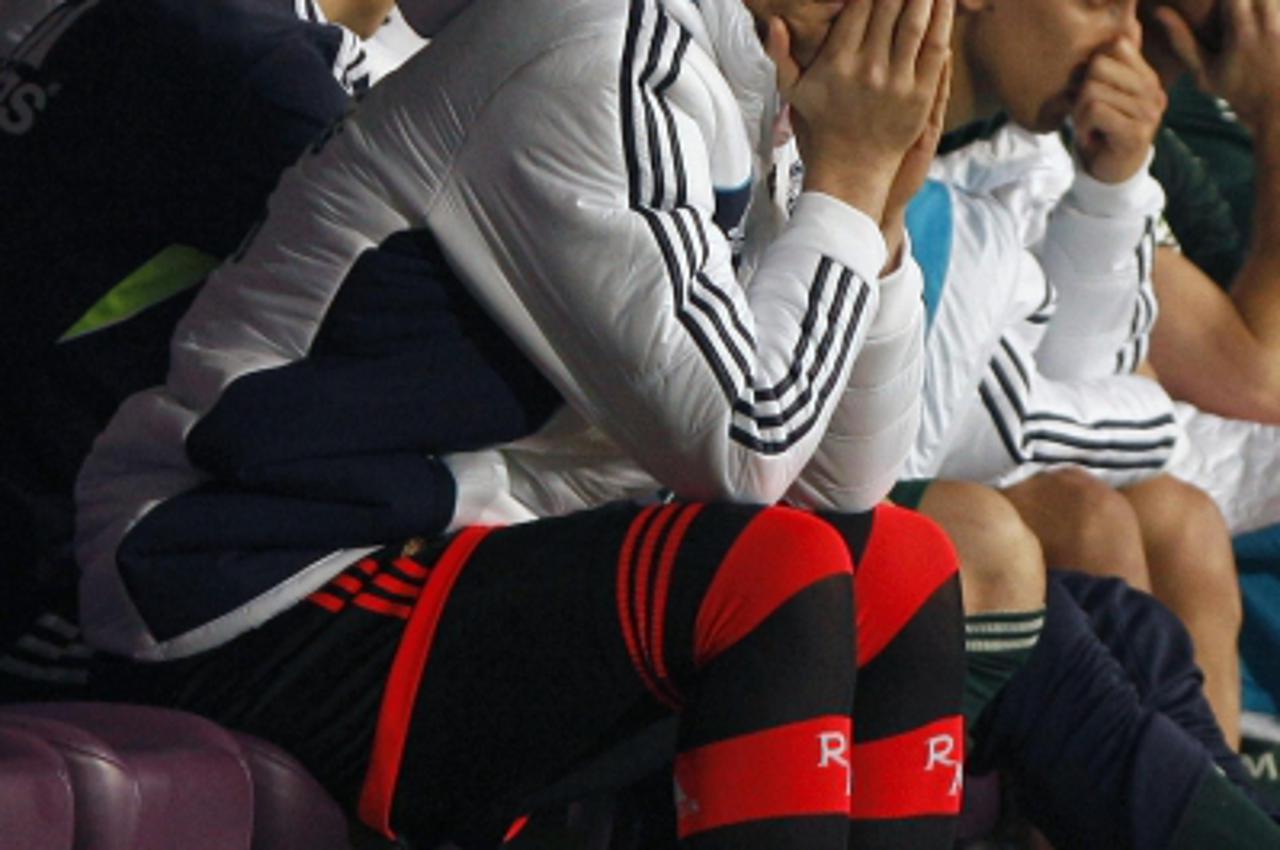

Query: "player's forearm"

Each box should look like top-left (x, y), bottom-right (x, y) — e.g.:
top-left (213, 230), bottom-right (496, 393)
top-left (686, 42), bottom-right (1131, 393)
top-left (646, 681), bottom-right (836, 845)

top-left (1033, 162), bottom-right (1164, 379)
top-left (1150, 249), bottom-right (1280, 424)
top-left (1229, 115), bottom-right (1280, 349)
top-left (786, 256), bottom-right (925, 512)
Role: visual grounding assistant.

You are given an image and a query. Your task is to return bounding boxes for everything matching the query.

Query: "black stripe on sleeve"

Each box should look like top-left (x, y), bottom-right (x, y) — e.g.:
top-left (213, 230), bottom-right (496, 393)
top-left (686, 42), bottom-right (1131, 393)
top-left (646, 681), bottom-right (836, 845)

top-left (998, 338), bottom-right (1031, 391)
top-left (750, 257), bottom-right (836, 404)
top-left (734, 263), bottom-right (853, 427)
top-left (621, 0), bottom-right (870, 455)
top-left (979, 381), bottom-right (1025, 465)
top-left (1023, 429), bottom-right (1177, 453)
top-left (1028, 453), bottom-right (1169, 471)
top-left (730, 279), bottom-right (872, 452)
top-left (620, 0), bottom-right (645, 208)
top-left (656, 29), bottom-right (692, 206)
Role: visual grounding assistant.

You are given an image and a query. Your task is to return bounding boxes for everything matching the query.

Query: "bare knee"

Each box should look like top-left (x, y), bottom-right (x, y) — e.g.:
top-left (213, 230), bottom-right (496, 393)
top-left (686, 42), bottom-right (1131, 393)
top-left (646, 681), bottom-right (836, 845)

top-left (1003, 468), bottom-right (1150, 589)
top-left (1029, 468), bottom-right (1137, 556)
top-left (919, 480), bottom-right (1045, 614)
top-left (1123, 476), bottom-right (1242, 627)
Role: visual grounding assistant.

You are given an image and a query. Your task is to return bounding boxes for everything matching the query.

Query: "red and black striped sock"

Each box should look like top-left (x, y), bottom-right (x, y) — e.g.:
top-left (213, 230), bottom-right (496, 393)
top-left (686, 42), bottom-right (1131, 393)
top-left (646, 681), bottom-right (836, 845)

top-left (661, 506), bottom-right (858, 849)
top-left (831, 505), bottom-right (966, 849)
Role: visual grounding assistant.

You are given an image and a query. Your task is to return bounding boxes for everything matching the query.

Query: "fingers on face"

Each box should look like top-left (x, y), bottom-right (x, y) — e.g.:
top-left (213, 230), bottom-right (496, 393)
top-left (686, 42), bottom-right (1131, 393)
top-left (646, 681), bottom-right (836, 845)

top-left (1258, 0), bottom-right (1280, 38)
top-left (767, 16), bottom-right (803, 93)
top-left (1088, 45), bottom-right (1161, 96)
top-left (916, 0), bottom-right (954, 86)
top-left (890, 0), bottom-right (933, 75)
top-left (922, 54), bottom-right (952, 144)
top-left (817, 0), bottom-right (948, 83)
top-left (1074, 96), bottom-right (1134, 145)
top-left (862, 0), bottom-right (907, 80)
top-left (820, 0), bottom-right (875, 73)
top-left (1075, 74), bottom-right (1165, 130)
top-left (1152, 6), bottom-right (1207, 77)
top-left (805, 0), bottom-right (951, 112)
top-left (1225, 0), bottom-right (1256, 46)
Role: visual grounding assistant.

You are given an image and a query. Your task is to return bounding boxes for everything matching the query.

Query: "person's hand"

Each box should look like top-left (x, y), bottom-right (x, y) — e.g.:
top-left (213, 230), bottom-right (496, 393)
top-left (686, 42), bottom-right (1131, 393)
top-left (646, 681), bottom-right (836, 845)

top-left (764, 0), bottom-right (953, 222)
top-left (1155, 0), bottom-right (1280, 135)
top-left (1073, 36), bottom-right (1167, 184)
top-left (882, 55), bottom-right (951, 270)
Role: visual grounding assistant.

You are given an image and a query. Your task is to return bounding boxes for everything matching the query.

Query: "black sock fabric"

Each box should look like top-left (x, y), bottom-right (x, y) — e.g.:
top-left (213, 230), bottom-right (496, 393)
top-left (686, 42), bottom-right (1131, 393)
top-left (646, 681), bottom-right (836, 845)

top-left (825, 506), bottom-right (966, 850)
top-left (389, 503), bottom-right (860, 849)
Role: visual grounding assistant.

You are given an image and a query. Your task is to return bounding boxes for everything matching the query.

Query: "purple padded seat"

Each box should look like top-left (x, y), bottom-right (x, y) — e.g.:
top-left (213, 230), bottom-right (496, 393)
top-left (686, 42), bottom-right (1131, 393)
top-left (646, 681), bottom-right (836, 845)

top-left (0, 712), bottom-right (140, 850)
top-left (0, 726), bottom-right (74, 850)
top-left (3, 702), bottom-right (253, 850)
top-left (230, 731), bottom-right (352, 850)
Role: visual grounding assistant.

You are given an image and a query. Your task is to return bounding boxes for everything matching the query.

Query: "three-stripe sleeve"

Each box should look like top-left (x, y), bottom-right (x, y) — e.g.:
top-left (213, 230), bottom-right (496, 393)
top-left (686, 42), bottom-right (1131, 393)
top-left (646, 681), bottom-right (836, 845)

top-left (452, 2), bottom-right (890, 505)
top-left (788, 237), bottom-right (926, 512)
top-left (1032, 160), bottom-right (1165, 380)
top-left (970, 334), bottom-right (1183, 487)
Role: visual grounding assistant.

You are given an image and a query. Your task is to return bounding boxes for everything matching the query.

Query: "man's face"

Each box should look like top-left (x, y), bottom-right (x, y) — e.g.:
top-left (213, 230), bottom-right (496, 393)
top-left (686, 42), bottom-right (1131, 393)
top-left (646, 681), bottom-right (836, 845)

top-left (964, 0), bottom-right (1142, 132)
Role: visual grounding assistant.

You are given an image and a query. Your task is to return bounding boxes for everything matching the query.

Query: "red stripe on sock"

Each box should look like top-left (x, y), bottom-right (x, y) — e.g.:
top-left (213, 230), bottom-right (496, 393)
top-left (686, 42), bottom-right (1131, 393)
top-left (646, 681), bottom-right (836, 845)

top-left (633, 506), bottom-right (679, 692)
top-left (616, 506), bottom-right (678, 708)
top-left (334, 574), bottom-right (364, 594)
top-left (674, 715), bottom-right (853, 837)
top-left (353, 594), bottom-right (413, 620)
top-left (502, 816), bottom-right (530, 843)
top-left (694, 507), bottom-right (853, 667)
top-left (855, 505), bottom-right (959, 666)
top-left (849, 716), bottom-right (965, 820)
top-left (358, 527), bottom-right (494, 838)
top-left (307, 591), bottom-right (345, 613)
top-left (374, 573), bottom-right (422, 599)
top-left (392, 556), bottom-right (429, 579)
top-left (648, 503), bottom-right (702, 707)
top-left (357, 558), bottom-right (380, 575)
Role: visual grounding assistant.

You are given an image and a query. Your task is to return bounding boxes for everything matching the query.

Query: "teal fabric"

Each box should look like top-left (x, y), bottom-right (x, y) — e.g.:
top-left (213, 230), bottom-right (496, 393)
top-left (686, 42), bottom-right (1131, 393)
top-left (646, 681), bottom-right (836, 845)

top-left (1233, 525), bottom-right (1280, 712)
top-left (905, 179), bottom-right (953, 334)
top-left (1236, 546), bottom-right (1280, 715)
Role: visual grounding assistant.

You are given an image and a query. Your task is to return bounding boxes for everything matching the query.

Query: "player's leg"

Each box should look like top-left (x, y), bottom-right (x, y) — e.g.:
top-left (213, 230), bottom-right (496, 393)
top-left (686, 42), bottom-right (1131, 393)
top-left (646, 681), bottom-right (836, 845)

top-left (1055, 570), bottom-right (1272, 817)
top-left (1120, 474), bottom-right (1243, 747)
top-left (1003, 467), bottom-right (1243, 746)
top-left (973, 578), bottom-right (1280, 850)
top-left (368, 502), bottom-right (861, 849)
top-left (520, 502), bottom-right (968, 850)
top-left (824, 504), bottom-right (966, 849)
top-left (1001, 467), bottom-right (1151, 590)
top-left (96, 502), bottom-right (860, 849)
top-left (914, 480), bottom-right (1046, 727)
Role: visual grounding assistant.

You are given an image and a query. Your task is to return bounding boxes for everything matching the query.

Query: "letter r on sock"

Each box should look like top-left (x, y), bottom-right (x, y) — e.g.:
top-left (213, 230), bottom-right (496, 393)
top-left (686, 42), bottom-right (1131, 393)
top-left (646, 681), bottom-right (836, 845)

top-left (818, 730), bottom-right (852, 796)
